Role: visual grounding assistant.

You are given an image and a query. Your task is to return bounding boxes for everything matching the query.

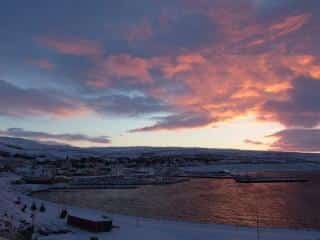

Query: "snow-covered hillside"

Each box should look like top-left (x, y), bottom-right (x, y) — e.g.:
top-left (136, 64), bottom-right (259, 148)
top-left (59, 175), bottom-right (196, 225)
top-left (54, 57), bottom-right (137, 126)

top-left (0, 136), bottom-right (319, 162)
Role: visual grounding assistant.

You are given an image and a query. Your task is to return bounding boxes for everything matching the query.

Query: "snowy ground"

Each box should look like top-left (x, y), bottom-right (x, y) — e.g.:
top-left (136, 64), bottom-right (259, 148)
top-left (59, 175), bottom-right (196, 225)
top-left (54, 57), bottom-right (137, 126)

top-left (1, 173), bottom-right (320, 240)
top-left (39, 213), bottom-right (320, 240)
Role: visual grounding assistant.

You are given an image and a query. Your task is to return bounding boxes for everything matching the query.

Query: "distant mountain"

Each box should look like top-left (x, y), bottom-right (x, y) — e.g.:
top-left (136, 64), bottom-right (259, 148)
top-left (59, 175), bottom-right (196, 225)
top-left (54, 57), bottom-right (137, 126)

top-left (0, 136), bottom-right (76, 159)
top-left (0, 136), bottom-right (319, 162)
top-left (0, 136), bottom-right (72, 150)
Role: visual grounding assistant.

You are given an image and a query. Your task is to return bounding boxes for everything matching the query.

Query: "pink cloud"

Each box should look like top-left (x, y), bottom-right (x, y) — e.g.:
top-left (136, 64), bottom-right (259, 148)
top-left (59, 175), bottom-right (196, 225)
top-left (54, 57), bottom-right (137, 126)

top-left (37, 36), bottom-right (102, 57)
top-left (87, 19), bottom-right (320, 132)
top-left (88, 54), bottom-right (152, 87)
top-left (124, 12), bottom-right (319, 132)
top-left (122, 20), bottom-right (153, 43)
top-left (269, 14), bottom-right (311, 39)
top-left (160, 53), bottom-right (205, 78)
top-left (27, 59), bottom-right (55, 70)
top-left (74, 5), bottom-right (320, 133)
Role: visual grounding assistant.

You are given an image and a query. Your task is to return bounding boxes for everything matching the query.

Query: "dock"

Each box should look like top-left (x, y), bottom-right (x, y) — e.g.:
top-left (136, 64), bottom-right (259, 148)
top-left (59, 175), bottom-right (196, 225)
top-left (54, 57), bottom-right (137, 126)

top-left (177, 170), bottom-right (233, 179)
top-left (233, 175), bottom-right (308, 183)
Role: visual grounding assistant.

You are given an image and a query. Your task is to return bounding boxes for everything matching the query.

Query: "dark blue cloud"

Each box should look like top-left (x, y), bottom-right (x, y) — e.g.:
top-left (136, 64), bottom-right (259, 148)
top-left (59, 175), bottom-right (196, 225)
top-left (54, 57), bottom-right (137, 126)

top-left (0, 78), bottom-right (172, 120)
top-left (0, 80), bottom-right (84, 117)
top-left (0, 128), bottom-right (110, 144)
top-left (130, 111), bottom-right (214, 132)
top-left (88, 94), bottom-right (171, 116)
top-left (270, 128), bottom-right (320, 152)
top-left (149, 13), bottom-right (217, 53)
top-left (262, 76), bottom-right (320, 127)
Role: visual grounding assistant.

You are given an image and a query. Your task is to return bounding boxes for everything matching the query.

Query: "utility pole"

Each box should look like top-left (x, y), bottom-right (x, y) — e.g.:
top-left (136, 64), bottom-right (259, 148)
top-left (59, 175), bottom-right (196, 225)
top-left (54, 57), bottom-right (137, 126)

top-left (255, 196), bottom-right (260, 240)
top-left (256, 195), bottom-right (260, 240)
top-left (256, 214), bottom-right (260, 240)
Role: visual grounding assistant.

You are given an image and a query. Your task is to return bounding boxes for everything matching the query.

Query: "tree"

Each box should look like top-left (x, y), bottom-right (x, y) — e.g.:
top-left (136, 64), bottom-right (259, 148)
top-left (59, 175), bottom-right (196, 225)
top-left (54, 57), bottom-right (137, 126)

top-left (59, 209), bottom-right (68, 219)
top-left (30, 202), bottom-right (37, 212)
top-left (39, 203), bottom-right (46, 212)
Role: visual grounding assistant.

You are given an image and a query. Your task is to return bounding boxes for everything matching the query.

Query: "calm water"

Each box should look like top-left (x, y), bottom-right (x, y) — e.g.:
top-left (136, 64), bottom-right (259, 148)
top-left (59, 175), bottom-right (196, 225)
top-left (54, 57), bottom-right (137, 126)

top-left (34, 172), bottom-right (320, 229)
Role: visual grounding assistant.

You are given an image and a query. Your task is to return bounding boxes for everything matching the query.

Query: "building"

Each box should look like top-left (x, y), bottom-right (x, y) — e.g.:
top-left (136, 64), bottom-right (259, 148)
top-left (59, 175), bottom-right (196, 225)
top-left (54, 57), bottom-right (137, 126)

top-left (67, 213), bottom-right (112, 232)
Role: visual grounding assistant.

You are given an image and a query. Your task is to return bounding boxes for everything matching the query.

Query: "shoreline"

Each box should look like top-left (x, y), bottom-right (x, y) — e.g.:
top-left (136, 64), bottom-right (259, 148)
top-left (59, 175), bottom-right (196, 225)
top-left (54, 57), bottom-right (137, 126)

top-left (31, 192), bottom-right (320, 232)
top-left (26, 194), bottom-right (320, 240)
top-left (1, 173), bottom-right (320, 239)
top-left (31, 176), bottom-right (320, 232)
top-left (31, 202), bottom-right (320, 240)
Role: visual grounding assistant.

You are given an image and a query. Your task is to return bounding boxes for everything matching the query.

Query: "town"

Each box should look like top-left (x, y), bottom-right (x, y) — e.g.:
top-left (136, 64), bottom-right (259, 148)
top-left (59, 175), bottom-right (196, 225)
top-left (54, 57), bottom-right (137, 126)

top-left (0, 137), bottom-right (319, 239)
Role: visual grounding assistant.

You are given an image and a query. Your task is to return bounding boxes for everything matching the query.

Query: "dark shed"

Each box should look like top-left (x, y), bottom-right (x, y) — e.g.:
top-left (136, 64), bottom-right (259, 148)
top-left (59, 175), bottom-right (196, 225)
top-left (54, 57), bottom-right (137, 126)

top-left (67, 213), bottom-right (112, 232)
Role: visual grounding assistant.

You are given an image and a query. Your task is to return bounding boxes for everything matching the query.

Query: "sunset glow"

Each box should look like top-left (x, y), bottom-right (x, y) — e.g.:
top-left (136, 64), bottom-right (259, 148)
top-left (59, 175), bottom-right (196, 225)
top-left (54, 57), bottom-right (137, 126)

top-left (1, 0), bottom-right (319, 151)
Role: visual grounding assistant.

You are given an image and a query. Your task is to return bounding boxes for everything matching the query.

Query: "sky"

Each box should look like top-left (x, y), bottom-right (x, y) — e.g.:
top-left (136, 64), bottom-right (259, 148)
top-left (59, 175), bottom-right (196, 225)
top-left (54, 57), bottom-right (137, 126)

top-left (0, 0), bottom-right (319, 152)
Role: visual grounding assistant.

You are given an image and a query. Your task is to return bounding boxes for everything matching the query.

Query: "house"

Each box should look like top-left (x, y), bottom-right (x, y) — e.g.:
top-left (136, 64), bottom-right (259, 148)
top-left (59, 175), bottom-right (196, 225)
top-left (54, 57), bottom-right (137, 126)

top-left (22, 166), bottom-right (56, 184)
top-left (67, 212), bottom-right (112, 232)
top-left (0, 162), bottom-right (5, 172)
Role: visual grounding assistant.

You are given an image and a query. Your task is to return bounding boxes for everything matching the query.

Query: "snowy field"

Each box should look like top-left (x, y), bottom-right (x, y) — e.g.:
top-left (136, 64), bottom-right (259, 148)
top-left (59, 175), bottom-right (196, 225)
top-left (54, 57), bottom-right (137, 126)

top-left (38, 213), bottom-right (320, 240)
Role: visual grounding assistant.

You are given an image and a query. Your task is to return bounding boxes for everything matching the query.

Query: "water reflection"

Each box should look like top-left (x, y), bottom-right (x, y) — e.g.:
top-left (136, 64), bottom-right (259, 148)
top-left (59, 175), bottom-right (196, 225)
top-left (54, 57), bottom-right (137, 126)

top-left (34, 172), bottom-right (320, 229)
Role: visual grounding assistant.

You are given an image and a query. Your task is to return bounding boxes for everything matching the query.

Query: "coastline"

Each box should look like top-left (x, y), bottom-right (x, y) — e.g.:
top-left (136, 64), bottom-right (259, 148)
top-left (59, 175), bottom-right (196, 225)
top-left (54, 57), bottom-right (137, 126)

top-left (2, 173), bottom-right (320, 239)
top-left (25, 195), bottom-right (320, 240)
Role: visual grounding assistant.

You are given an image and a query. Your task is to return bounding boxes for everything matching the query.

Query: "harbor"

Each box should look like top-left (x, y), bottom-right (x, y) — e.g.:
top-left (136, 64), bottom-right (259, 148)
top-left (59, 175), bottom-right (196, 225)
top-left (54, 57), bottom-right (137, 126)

top-left (33, 171), bottom-right (319, 230)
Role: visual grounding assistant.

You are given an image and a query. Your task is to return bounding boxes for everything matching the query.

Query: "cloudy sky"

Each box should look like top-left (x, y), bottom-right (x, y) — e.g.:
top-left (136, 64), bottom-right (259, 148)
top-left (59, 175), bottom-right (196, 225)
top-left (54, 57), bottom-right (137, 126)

top-left (0, 0), bottom-right (319, 151)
